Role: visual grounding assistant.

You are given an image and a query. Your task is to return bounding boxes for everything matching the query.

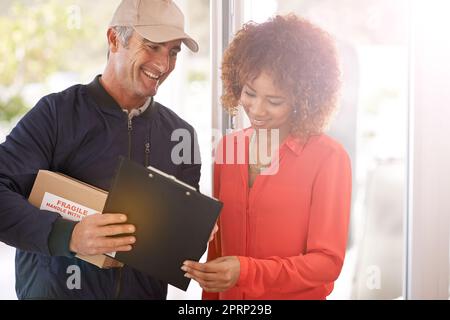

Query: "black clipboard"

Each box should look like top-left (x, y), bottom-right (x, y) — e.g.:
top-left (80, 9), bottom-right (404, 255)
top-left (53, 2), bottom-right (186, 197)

top-left (103, 157), bottom-right (223, 291)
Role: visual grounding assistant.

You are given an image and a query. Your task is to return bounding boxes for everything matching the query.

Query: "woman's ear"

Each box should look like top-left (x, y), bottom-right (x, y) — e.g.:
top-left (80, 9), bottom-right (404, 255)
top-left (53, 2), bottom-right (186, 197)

top-left (107, 28), bottom-right (119, 54)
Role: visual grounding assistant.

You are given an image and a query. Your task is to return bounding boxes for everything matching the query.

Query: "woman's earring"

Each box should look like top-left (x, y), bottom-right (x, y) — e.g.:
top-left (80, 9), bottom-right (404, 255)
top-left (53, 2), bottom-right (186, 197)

top-left (229, 103), bottom-right (241, 130)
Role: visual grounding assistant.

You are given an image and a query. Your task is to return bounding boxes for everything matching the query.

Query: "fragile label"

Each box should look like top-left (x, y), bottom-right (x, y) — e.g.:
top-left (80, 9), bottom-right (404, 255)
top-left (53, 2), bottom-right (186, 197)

top-left (40, 192), bottom-right (98, 221)
top-left (41, 192), bottom-right (116, 258)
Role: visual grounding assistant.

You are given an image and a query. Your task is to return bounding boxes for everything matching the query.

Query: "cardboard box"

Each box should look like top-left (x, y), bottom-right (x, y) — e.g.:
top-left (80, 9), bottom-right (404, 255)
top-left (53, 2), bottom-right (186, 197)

top-left (29, 170), bottom-right (123, 269)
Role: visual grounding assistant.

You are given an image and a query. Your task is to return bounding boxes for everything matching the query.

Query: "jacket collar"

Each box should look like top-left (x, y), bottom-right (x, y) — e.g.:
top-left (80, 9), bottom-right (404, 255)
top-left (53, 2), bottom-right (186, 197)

top-left (85, 75), bottom-right (156, 119)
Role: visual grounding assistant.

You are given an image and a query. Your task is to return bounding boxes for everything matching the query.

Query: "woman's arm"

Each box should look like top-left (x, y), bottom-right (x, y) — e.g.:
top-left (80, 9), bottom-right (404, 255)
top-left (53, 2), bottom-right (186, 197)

top-left (186, 147), bottom-right (352, 296)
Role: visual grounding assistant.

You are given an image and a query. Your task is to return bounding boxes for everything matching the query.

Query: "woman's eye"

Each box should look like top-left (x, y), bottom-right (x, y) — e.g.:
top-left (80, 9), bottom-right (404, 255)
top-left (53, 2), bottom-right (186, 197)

top-left (268, 100), bottom-right (283, 106)
top-left (245, 90), bottom-right (256, 97)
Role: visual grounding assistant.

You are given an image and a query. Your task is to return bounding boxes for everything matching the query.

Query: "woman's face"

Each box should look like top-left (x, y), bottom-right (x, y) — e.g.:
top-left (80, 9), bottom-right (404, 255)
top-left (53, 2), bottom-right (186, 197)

top-left (240, 71), bottom-right (294, 140)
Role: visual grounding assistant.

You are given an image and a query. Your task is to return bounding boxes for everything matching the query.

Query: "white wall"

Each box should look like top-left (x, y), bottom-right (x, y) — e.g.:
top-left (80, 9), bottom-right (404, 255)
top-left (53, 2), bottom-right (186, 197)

top-left (407, 0), bottom-right (450, 299)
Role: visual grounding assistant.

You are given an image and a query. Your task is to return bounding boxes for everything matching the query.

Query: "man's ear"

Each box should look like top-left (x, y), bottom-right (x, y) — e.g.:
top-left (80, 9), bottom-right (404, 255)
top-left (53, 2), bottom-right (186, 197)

top-left (107, 28), bottom-right (119, 53)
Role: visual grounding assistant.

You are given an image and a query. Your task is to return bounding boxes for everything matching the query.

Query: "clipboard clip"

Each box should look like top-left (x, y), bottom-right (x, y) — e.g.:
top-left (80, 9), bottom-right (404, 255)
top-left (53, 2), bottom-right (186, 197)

top-left (147, 165), bottom-right (197, 192)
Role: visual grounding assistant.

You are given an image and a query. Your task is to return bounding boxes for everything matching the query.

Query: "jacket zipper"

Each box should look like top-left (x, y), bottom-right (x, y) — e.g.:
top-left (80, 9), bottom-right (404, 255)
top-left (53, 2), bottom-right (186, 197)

top-left (114, 268), bottom-right (123, 299)
top-left (116, 112), bottom-right (151, 298)
top-left (128, 117), bottom-right (133, 159)
top-left (145, 142), bottom-right (150, 167)
top-left (115, 115), bottom-right (132, 299)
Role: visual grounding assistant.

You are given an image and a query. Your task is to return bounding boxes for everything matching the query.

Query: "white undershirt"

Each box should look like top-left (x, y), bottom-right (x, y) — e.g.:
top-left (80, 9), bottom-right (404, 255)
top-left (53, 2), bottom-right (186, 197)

top-left (122, 98), bottom-right (152, 120)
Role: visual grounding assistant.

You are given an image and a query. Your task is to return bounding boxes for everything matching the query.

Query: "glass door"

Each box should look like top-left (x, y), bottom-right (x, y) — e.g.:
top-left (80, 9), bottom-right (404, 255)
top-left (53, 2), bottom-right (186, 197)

top-left (231, 0), bottom-right (411, 299)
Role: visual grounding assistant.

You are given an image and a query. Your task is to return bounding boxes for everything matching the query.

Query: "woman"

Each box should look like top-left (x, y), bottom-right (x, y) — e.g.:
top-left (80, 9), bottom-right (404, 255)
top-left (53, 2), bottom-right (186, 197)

top-left (182, 14), bottom-right (352, 300)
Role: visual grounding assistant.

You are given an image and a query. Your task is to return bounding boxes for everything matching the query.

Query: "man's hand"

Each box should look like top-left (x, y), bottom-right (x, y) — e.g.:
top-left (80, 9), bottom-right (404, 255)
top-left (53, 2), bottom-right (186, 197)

top-left (181, 256), bottom-right (240, 293)
top-left (70, 213), bottom-right (136, 256)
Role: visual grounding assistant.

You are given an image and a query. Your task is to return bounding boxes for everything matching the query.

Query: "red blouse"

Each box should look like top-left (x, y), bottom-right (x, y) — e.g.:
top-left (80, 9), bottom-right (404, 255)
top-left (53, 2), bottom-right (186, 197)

top-left (203, 129), bottom-right (352, 300)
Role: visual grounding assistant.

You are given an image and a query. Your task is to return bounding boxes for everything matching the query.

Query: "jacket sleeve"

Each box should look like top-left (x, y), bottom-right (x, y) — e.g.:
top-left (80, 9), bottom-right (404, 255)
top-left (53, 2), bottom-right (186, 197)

top-left (235, 148), bottom-right (352, 297)
top-left (202, 161), bottom-right (222, 300)
top-left (0, 97), bottom-right (76, 256)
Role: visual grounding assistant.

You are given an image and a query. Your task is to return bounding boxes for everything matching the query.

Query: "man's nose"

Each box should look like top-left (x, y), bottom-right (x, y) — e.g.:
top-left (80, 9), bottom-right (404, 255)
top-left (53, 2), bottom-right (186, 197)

top-left (153, 52), bottom-right (170, 74)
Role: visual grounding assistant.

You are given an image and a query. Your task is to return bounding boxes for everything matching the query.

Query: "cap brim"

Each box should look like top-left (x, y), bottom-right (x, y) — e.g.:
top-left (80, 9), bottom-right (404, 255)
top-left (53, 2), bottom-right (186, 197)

top-left (134, 25), bottom-right (199, 53)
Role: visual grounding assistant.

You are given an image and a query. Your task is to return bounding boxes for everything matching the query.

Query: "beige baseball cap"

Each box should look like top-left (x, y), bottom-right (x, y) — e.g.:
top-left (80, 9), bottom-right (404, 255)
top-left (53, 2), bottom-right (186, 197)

top-left (109, 0), bottom-right (199, 52)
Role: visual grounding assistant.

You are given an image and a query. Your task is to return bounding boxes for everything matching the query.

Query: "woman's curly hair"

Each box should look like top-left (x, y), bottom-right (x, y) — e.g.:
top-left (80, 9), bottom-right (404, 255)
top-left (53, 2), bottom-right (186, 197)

top-left (221, 14), bottom-right (341, 138)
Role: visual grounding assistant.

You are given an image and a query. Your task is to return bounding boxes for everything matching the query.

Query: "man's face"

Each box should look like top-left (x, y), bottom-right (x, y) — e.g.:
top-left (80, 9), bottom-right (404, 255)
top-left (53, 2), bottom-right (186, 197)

top-left (112, 30), bottom-right (182, 99)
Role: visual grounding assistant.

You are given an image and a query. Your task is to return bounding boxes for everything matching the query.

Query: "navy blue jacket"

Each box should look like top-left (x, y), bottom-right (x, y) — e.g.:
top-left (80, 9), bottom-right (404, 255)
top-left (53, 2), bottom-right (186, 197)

top-left (0, 76), bottom-right (201, 299)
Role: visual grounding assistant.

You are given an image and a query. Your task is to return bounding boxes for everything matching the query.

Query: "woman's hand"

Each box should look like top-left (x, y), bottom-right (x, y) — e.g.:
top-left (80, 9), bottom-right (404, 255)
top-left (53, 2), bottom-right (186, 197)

top-left (182, 256), bottom-right (240, 292)
top-left (208, 223), bottom-right (218, 242)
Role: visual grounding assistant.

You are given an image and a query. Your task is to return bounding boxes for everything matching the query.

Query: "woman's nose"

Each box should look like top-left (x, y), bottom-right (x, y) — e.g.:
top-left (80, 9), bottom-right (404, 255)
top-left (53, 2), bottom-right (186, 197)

top-left (249, 100), bottom-right (266, 117)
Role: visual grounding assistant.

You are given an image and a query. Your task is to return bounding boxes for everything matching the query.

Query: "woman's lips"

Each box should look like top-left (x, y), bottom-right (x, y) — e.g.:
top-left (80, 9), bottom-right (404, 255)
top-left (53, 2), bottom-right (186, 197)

top-left (251, 118), bottom-right (268, 127)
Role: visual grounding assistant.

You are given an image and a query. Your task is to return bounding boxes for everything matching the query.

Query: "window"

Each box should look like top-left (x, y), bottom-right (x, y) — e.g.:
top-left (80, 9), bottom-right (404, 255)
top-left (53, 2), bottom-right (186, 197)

top-left (0, 0), bottom-right (211, 300)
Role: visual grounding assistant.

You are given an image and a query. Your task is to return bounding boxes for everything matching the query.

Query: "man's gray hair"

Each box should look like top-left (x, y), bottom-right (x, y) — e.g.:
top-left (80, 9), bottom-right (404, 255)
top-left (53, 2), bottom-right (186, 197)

top-left (113, 26), bottom-right (134, 48)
